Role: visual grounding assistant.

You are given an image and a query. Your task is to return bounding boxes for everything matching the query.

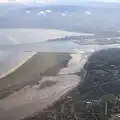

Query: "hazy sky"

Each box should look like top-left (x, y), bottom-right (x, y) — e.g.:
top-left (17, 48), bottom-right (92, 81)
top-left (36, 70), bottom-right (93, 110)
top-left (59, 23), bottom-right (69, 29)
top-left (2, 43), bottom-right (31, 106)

top-left (0, 0), bottom-right (119, 3)
top-left (91, 0), bottom-right (120, 2)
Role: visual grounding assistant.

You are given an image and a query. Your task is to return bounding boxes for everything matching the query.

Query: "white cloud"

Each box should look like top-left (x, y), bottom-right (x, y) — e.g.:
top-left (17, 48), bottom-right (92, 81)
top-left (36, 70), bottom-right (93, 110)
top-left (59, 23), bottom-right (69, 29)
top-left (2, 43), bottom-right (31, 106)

top-left (61, 13), bottom-right (67, 16)
top-left (0, 0), bottom-right (9, 3)
top-left (0, 0), bottom-right (119, 3)
top-left (34, 0), bottom-right (55, 3)
top-left (26, 10), bottom-right (30, 14)
top-left (0, 0), bottom-right (56, 3)
top-left (85, 11), bottom-right (91, 15)
top-left (45, 10), bottom-right (53, 13)
top-left (88, 0), bottom-right (120, 3)
top-left (37, 11), bottom-right (45, 16)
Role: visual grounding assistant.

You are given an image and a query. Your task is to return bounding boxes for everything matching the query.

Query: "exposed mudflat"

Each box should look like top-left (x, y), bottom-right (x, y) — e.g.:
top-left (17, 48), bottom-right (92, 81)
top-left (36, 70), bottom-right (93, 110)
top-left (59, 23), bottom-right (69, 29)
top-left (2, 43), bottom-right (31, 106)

top-left (0, 53), bottom-right (70, 100)
top-left (0, 28), bottom-right (91, 120)
top-left (0, 51), bottom-right (83, 120)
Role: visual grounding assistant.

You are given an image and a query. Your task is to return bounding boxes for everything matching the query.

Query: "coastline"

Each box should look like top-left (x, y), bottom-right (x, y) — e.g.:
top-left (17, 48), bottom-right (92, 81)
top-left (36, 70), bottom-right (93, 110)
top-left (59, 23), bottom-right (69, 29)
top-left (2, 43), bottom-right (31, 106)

top-left (0, 52), bottom-right (37, 79)
top-left (20, 57), bottom-right (88, 120)
top-left (0, 52), bottom-right (72, 120)
top-left (0, 49), bottom-right (91, 120)
top-left (0, 52), bottom-right (71, 100)
top-left (19, 52), bottom-right (90, 120)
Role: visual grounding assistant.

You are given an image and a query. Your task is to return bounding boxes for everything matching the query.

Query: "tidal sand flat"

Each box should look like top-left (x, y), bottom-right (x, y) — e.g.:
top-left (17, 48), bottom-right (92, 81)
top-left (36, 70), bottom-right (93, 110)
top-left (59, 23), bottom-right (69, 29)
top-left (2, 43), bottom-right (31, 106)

top-left (0, 51), bottom-right (87, 120)
top-left (0, 51), bottom-right (36, 79)
top-left (0, 53), bottom-right (70, 99)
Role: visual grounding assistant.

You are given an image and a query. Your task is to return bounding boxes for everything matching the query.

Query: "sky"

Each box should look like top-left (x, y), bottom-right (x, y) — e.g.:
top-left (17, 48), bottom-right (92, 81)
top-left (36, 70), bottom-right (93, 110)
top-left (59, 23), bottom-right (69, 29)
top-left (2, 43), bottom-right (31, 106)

top-left (92, 0), bottom-right (120, 2)
top-left (0, 0), bottom-right (119, 3)
top-left (0, 0), bottom-right (56, 3)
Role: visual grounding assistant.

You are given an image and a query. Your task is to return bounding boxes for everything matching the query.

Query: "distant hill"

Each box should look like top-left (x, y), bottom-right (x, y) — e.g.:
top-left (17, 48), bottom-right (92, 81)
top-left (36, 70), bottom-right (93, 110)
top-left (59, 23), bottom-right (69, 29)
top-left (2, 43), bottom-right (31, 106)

top-left (0, 3), bottom-right (120, 36)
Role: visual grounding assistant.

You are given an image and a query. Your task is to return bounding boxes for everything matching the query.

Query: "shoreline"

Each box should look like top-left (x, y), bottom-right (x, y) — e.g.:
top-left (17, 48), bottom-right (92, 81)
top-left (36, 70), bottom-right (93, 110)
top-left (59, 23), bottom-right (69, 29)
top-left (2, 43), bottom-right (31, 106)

top-left (20, 64), bottom-right (88, 120)
top-left (0, 52), bottom-right (37, 79)
top-left (0, 52), bottom-right (73, 120)
top-left (0, 52), bottom-right (71, 100)
top-left (20, 53), bottom-right (89, 120)
top-left (0, 51), bottom-right (89, 120)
